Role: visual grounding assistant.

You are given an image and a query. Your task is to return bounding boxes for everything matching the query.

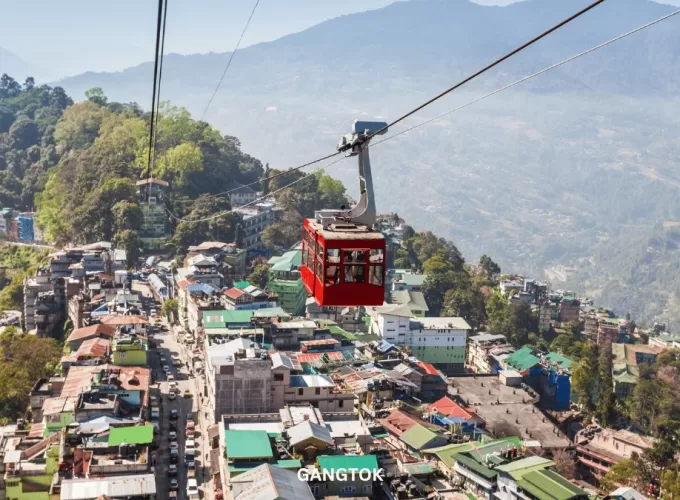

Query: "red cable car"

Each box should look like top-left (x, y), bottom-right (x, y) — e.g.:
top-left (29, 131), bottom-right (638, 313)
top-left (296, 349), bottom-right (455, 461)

top-left (301, 120), bottom-right (388, 307)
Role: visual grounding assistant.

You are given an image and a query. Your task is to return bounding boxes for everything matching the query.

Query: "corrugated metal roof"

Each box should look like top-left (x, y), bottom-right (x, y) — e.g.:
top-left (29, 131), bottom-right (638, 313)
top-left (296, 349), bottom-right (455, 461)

top-left (61, 474), bottom-right (156, 500)
top-left (318, 454), bottom-right (378, 473)
top-left (287, 421), bottom-right (333, 447)
top-left (231, 464), bottom-right (315, 500)
top-left (517, 470), bottom-right (587, 500)
top-left (225, 430), bottom-right (273, 459)
top-left (399, 424), bottom-right (445, 450)
top-left (289, 374), bottom-right (335, 388)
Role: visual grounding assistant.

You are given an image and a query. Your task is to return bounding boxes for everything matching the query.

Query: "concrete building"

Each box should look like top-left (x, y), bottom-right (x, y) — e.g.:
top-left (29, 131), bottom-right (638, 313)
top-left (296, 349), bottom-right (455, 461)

top-left (407, 316), bottom-right (469, 373)
top-left (612, 343), bottom-right (664, 398)
top-left (222, 285), bottom-right (277, 311)
top-left (111, 334), bottom-right (148, 366)
top-left (466, 333), bottom-right (515, 374)
top-left (559, 296), bottom-right (581, 325)
top-left (227, 183), bottom-right (259, 207)
top-left (575, 427), bottom-right (655, 483)
top-left (136, 178), bottom-right (169, 249)
top-left (390, 289), bottom-right (429, 317)
top-left (267, 249), bottom-right (307, 316)
top-left (270, 319), bottom-right (316, 349)
top-left (234, 201), bottom-right (278, 251)
top-left (205, 338), bottom-right (272, 422)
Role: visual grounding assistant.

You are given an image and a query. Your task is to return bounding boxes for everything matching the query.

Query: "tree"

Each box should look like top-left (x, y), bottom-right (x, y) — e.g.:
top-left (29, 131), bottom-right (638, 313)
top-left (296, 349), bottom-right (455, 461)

top-left (112, 201), bottom-right (143, 232)
top-left (161, 299), bottom-right (179, 321)
top-left (442, 287), bottom-right (486, 330)
top-left (597, 344), bottom-right (614, 426)
top-left (262, 224), bottom-right (289, 252)
top-left (85, 87), bottom-right (108, 107)
top-left (113, 230), bottom-right (141, 268)
top-left (0, 272), bottom-right (27, 310)
top-left (563, 320), bottom-right (582, 338)
top-left (54, 100), bottom-right (111, 149)
top-left (551, 449), bottom-right (576, 480)
top-left (247, 263), bottom-right (270, 289)
top-left (550, 334), bottom-right (574, 356)
top-left (661, 469), bottom-right (680, 500)
top-left (599, 458), bottom-right (639, 492)
top-left (9, 116), bottom-right (40, 149)
top-left (631, 379), bottom-right (676, 435)
top-left (487, 300), bottom-right (537, 347)
top-left (571, 341), bottom-right (598, 409)
top-left (479, 254), bottom-right (501, 278)
top-left (402, 224), bottom-right (415, 241)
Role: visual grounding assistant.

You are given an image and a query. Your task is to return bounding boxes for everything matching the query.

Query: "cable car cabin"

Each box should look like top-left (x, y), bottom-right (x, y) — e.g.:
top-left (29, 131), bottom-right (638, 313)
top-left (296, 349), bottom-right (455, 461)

top-left (301, 218), bottom-right (386, 307)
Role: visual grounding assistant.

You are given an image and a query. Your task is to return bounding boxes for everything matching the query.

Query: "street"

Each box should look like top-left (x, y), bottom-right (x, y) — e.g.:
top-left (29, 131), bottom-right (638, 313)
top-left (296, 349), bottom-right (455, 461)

top-left (133, 280), bottom-right (212, 500)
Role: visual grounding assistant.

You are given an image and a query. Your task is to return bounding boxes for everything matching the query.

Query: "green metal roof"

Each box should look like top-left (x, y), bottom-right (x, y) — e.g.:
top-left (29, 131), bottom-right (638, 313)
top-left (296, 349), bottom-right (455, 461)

top-left (277, 459), bottom-right (302, 469)
top-left (545, 352), bottom-right (573, 371)
top-left (399, 424), bottom-right (445, 451)
top-left (225, 430), bottom-right (273, 459)
top-left (318, 454), bottom-right (379, 473)
top-left (268, 250), bottom-right (301, 272)
top-left (453, 452), bottom-right (498, 480)
top-left (203, 309), bottom-right (254, 328)
top-left (108, 425), bottom-right (154, 446)
top-left (505, 346), bottom-right (540, 371)
top-left (517, 470), bottom-right (587, 500)
top-left (496, 456), bottom-right (555, 480)
top-left (327, 324), bottom-right (357, 340)
top-left (403, 463), bottom-right (434, 475)
top-left (234, 281), bottom-right (251, 289)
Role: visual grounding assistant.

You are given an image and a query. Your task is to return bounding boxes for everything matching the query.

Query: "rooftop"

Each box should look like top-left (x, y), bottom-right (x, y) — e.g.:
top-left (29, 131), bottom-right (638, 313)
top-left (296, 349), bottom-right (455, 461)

top-left (517, 469), bottom-right (588, 500)
top-left (400, 424), bottom-right (445, 450)
top-left (203, 309), bottom-right (254, 328)
top-left (449, 376), bottom-right (570, 448)
top-left (317, 454), bottom-right (379, 473)
top-left (61, 473), bottom-right (156, 500)
top-left (415, 317), bottom-right (471, 330)
top-left (225, 430), bottom-right (274, 459)
top-left (61, 365), bottom-right (150, 399)
top-left (136, 178), bottom-right (168, 186)
top-left (289, 374), bottom-right (335, 388)
top-left (268, 250), bottom-right (302, 273)
top-left (108, 424), bottom-right (154, 446)
top-left (287, 420), bottom-right (334, 447)
top-left (231, 464), bottom-right (315, 500)
top-left (99, 315), bottom-right (148, 326)
top-left (66, 324), bottom-right (116, 343)
top-left (391, 289), bottom-right (429, 312)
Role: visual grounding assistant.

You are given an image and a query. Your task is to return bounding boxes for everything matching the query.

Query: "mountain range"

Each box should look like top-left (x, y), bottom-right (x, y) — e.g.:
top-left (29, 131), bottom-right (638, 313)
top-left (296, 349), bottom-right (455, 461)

top-left (53, 0), bottom-right (680, 326)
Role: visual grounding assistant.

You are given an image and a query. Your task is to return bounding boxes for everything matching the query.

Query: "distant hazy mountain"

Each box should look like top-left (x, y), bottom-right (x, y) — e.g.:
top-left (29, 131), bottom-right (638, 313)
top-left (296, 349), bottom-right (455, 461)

top-left (55, 0), bottom-right (680, 325)
top-left (0, 47), bottom-right (37, 81)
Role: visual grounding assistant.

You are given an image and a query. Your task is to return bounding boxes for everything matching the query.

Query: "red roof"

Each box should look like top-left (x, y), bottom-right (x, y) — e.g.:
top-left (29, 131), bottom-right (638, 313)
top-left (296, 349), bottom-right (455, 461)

top-left (66, 324), bottom-right (116, 344)
top-left (378, 409), bottom-right (439, 436)
top-left (177, 280), bottom-right (196, 290)
top-left (416, 361), bottom-right (440, 376)
top-left (427, 396), bottom-right (483, 423)
top-left (76, 338), bottom-right (110, 358)
top-left (28, 422), bottom-right (45, 438)
top-left (224, 288), bottom-right (245, 300)
top-left (61, 365), bottom-right (151, 404)
top-left (296, 351), bottom-right (345, 363)
top-left (100, 315), bottom-right (148, 326)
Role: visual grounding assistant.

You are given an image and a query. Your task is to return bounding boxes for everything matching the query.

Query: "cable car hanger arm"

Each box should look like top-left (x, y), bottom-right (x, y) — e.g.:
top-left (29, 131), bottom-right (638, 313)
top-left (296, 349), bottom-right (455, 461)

top-left (315, 120), bottom-right (388, 230)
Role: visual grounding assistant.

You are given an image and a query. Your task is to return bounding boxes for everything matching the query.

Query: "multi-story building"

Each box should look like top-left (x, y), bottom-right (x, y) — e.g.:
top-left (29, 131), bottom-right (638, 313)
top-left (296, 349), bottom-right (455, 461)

top-left (267, 249), bottom-right (307, 316)
top-left (111, 334), bottom-right (148, 366)
top-left (205, 338), bottom-right (273, 422)
top-left (406, 317), bottom-right (469, 373)
top-left (466, 333), bottom-right (515, 374)
top-left (269, 319), bottom-right (317, 349)
top-left (612, 343), bottom-right (664, 398)
top-left (575, 428), bottom-right (655, 483)
top-left (234, 201), bottom-right (278, 251)
top-left (222, 285), bottom-right (277, 311)
top-left (23, 271), bottom-right (52, 332)
top-left (559, 296), bottom-right (581, 325)
top-left (227, 183), bottom-right (259, 206)
top-left (136, 178), bottom-right (169, 249)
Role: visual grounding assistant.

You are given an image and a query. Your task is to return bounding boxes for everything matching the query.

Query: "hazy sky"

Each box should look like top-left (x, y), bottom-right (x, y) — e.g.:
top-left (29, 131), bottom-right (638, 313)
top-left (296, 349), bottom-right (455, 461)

top-left (0, 0), bottom-right (678, 79)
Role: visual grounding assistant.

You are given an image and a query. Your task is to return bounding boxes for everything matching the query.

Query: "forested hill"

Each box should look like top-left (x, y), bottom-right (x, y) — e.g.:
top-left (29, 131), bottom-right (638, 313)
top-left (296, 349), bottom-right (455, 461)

top-left (0, 74), bottom-right (352, 259)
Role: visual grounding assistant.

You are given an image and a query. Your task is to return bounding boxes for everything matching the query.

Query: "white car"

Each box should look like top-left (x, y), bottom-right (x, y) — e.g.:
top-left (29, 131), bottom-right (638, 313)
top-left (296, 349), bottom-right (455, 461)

top-left (187, 478), bottom-right (199, 497)
top-left (170, 441), bottom-right (179, 450)
top-left (169, 430), bottom-right (177, 440)
top-left (167, 391), bottom-right (176, 401)
top-left (185, 438), bottom-right (196, 450)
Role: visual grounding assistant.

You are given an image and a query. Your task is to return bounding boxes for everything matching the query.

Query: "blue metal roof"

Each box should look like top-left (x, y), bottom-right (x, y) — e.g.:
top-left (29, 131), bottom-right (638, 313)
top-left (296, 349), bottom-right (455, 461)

top-left (187, 283), bottom-right (216, 295)
top-left (377, 340), bottom-right (397, 353)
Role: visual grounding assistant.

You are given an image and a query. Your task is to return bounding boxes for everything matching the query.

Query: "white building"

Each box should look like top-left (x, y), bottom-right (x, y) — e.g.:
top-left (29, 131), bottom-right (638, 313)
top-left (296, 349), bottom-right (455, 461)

top-left (234, 201), bottom-right (278, 251)
top-left (366, 304), bottom-right (469, 373)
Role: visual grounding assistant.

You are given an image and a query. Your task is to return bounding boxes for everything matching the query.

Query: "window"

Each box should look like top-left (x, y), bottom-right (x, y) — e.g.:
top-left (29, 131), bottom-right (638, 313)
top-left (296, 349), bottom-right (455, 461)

top-left (315, 387), bottom-right (321, 395)
top-left (344, 249), bottom-right (366, 263)
top-left (340, 486), bottom-right (357, 494)
top-left (298, 388), bottom-right (304, 396)
top-left (369, 248), bottom-right (384, 264)
top-left (344, 265), bottom-right (365, 283)
top-left (325, 248), bottom-right (341, 285)
top-left (369, 265), bottom-right (383, 286)
top-left (274, 373), bottom-right (284, 382)
top-left (316, 261), bottom-right (323, 282)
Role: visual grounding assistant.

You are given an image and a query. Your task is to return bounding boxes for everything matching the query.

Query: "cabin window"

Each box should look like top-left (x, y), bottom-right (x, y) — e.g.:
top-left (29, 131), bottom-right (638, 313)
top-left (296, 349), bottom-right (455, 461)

top-left (369, 265), bottom-right (383, 286)
top-left (301, 240), bottom-right (307, 266)
top-left (344, 265), bottom-right (366, 283)
top-left (325, 249), bottom-right (341, 284)
top-left (343, 250), bottom-right (366, 263)
top-left (316, 261), bottom-right (323, 282)
top-left (369, 248), bottom-right (384, 264)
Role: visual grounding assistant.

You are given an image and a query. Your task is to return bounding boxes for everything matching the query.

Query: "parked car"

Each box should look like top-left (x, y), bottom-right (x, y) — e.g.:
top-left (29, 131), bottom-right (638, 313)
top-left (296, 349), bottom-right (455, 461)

top-left (167, 391), bottom-right (176, 401)
top-left (170, 409), bottom-right (178, 420)
top-left (187, 479), bottom-right (199, 498)
top-left (169, 449), bottom-right (178, 463)
top-left (170, 441), bottom-right (179, 450)
top-left (169, 464), bottom-right (177, 476)
top-left (183, 390), bottom-right (192, 398)
top-left (169, 431), bottom-right (177, 440)
top-left (169, 478), bottom-right (179, 491)
top-left (185, 438), bottom-right (196, 450)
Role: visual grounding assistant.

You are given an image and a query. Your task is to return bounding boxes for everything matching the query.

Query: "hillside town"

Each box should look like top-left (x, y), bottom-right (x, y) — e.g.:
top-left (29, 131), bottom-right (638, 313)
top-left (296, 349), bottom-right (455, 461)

top-left (0, 207), bottom-right (677, 500)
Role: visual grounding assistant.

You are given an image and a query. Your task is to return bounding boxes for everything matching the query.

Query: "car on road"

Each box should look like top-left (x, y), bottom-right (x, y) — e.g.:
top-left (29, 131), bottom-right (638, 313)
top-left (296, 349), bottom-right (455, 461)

top-left (167, 375), bottom-right (176, 383)
top-left (169, 381), bottom-right (177, 391)
top-left (185, 438), bottom-right (196, 450)
top-left (162, 365), bottom-right (170, 373)
top-left (187, 478), bottom-right (199, 498)
top-left (160, 356), bottom-right (166, 363)
top-left (186, 419), bottom-right (195, 431)
top-left (185, 455), bottom-right (195, 468)
top-left (173, 358), bottom-right (182, 367)
top-left (169, 478), bottom-right (178, 491)
top-left (167, 391), bottom-right (176, 401)
top-left (169, 449), bottom-right (178, 463)
top-left (183, 389), bottom-right (192, 398)
top-left (169, 422), bottom-right (178, 432)
top-left (170, 409), bottom-right (178, 420)
top-left (186, 412), bottom-right (193, 421)
top-left (169, 431), bottom-right (177, 440)
top-left (169, 464), bottom-right (177, 476)
top-left (169, 441), bottom-right (178, 450)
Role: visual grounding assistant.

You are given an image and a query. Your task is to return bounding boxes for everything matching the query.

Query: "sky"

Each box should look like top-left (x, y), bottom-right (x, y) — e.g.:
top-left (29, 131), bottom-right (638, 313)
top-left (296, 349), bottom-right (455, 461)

top-left (0, 0), bottom-right (678, 79)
